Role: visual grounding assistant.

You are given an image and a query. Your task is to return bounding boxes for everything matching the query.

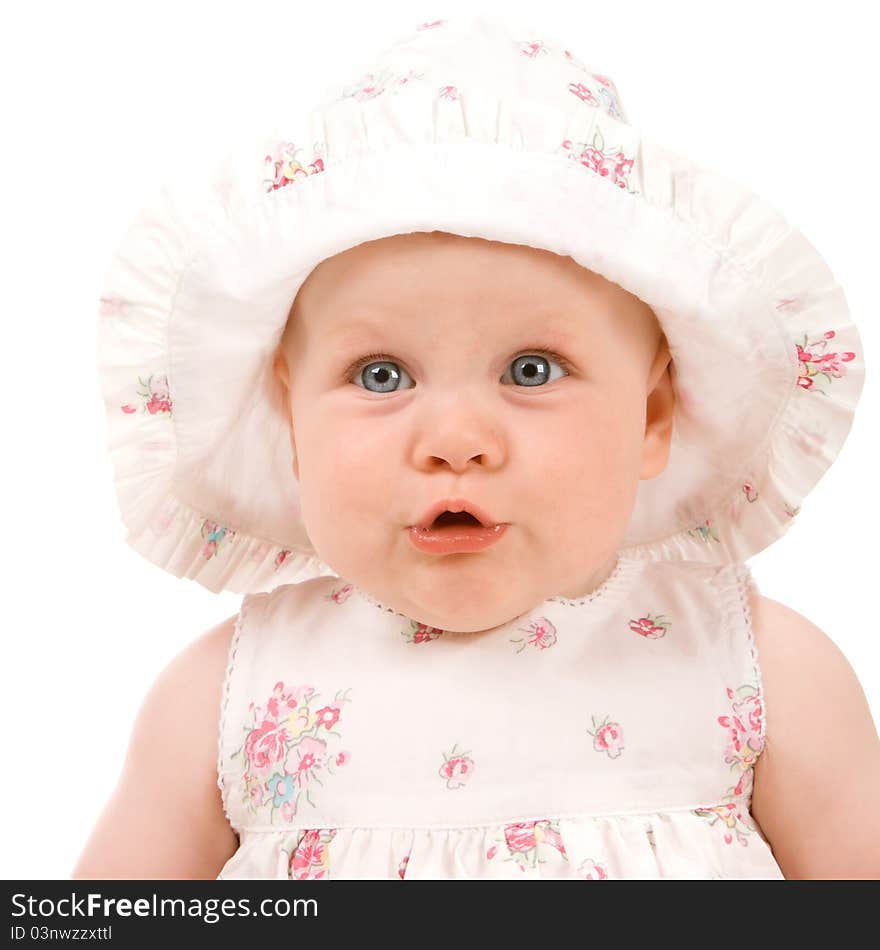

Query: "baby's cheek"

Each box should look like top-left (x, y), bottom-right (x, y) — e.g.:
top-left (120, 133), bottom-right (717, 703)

top-left (545, 406), bottom-right (644, 529)
top-left (295, 424), bottom-right (398, 568)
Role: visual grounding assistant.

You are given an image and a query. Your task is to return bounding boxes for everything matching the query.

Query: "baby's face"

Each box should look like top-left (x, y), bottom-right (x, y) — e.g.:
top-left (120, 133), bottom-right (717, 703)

top-left (278, 231), bottom-right (674, 633)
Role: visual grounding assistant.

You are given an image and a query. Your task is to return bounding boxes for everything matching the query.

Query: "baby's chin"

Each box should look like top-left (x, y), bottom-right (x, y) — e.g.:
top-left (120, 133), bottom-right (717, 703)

top-left (407, 602), bottom-right (522, 636)
top-left (363, 572), bottom-right (543, 635)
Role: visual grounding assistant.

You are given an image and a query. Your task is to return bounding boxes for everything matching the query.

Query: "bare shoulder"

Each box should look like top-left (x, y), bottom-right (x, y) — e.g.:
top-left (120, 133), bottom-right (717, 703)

top-left (747, 588), bottom-right (880, 879)
top-left (71, 613), bottom-right (241, 879)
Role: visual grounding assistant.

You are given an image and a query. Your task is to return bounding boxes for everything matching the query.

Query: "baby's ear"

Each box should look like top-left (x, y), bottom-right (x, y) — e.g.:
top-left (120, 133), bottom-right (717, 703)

top-left (273, 348), bottom-right (291, 390)
top-left (270, 349), bottom-right (299, 479)
top-left (640, 345), bottom-right (676, 481)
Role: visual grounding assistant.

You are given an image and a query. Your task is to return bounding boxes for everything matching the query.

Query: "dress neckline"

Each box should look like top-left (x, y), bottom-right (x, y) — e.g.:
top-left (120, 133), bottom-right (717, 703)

top-left (347, 551), bottom-right (645, 634)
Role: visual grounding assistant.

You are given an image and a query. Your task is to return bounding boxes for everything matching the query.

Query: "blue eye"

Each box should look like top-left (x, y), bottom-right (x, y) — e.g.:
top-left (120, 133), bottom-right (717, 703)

top-left (501, 353), bottom-right (570, 387)
top-left (353, 358), bottom-right (415, 393)
top-left (349, 350), bottom-right (571, 393)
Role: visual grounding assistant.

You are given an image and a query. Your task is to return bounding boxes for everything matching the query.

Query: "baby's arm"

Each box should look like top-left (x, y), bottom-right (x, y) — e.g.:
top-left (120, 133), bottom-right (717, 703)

top-left (749, 591), bottom-right (880, 879)
top-left (71, 615), bottom-right (240, 879)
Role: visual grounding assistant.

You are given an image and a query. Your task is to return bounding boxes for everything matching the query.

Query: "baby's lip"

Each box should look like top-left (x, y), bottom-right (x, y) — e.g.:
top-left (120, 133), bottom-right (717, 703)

top-left (413, 498), bottom-right (503, 531)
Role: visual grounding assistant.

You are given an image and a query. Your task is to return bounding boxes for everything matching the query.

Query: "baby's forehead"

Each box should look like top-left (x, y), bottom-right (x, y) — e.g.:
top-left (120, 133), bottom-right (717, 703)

top-left (288, 231), bottom-right (662, 356)
top-left (296, 232), bottom-right (640, 314)
top-left (298, 231), bottom-right (590, 301)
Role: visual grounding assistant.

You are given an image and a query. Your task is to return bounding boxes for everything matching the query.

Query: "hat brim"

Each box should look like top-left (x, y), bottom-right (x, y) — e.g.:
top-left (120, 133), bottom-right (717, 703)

top-left (97, 124), bottom-right (864, 594)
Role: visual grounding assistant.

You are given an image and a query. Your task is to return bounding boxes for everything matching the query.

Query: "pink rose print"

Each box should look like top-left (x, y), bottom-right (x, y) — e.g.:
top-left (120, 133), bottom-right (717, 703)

top-left (558, 129), bottom-right (635, 193)
top-left (416, 20), bottom-right (446, 30)
top-left (144, 374), bottom-right (170, 413)
top-left (519, 41), bottom-right (549, 58)
top-left (200, 519), bottom-right (235, 560)
top-left (439, 743), bottom-right (474, 789)
top-left (327, 583), bottom-right (353, 604)
top-left (718, 685), bottom-right (764, 773)
top-left (289, 829), bottom-right (337, 880)
top-left (587, 714), bottom-right (624, 759)
top-left (742, 481), bottom-right (759, 503)
top-left (244, 719), bottom-right (290, 774)
top-left (505, 823), bottom-right (538, 853)
top-left (795, 330), bottom-right (856, 394)
top-left (693, 801), bottom-right (759, 847)
top-left (731, 762), bottom-right (756, 801)
top-left (696, 683), bottom-right (767, 842)
top-left (274, 548), bottom-right (291, 570)
top-left (578, 857), bottom-right (609, 879)
top-left (265, 681), bottom-right (312, 720)
top-left (234, 684), bottom-right (352, 821)
top-left (120, 373), bottom-right (173, 416)
top-left (402, 620), bottom-right (444, 644)
top-left (338, 67), bottom-right (425, 103)
top-left (438, 85), bottom-right (459, 101)
top-left (263, 140), bottom-right (325, 193)
top-left (628, 613), bottom-right (671, 639)
top-left (568, 82), bottom-right (598, 106)
top-left (487, 819), bottom-right (568, 871)
top-left (397, 855), bottom-right (409, 880)
top-left (510, 616), bottom-right (557, 653)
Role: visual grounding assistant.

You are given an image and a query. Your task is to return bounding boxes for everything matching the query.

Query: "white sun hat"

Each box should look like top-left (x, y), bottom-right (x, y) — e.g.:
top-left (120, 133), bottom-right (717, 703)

top-left (96, 14), bottom-right (865, 595)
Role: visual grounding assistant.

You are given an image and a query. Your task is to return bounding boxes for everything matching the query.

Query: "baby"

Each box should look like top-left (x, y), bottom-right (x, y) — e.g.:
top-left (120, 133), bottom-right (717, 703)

top-left (273, 232), bottom-right (672, 633)
top-left (76, 16), bottom-right (879, 879)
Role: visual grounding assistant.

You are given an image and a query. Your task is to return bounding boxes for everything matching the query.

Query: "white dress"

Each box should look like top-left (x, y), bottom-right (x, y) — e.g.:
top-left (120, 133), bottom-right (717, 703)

top-left (216, 552), bottom-right (785, 879)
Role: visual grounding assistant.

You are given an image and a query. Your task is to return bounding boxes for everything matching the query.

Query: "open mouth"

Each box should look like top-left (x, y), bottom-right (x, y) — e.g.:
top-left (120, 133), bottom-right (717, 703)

top-left (430, 510), bottom-right (484, 528)
top-left (409, 507), bottom-right (508, 555)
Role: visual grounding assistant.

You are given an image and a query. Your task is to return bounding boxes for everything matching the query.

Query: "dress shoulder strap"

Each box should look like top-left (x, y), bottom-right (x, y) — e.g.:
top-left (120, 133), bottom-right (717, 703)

top-left (703, 560), bottom-right (767, 802)
top-left (216, 588), bottom-right (273, 835)
top-left (215, 577), bottom-right (348, 833)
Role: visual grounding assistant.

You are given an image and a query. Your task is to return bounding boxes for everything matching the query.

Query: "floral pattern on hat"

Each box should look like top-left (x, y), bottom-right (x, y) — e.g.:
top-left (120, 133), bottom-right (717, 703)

top-left (795, 330), bottom-right (856, 394)
top-left (200, 520), bottom-right (235, 560)
top-left (263, 141), bottom-right (325, 193)
top-left (558, 130), bottom-right (637, 193)
top-left (120, 373), bottom-right (172, 416)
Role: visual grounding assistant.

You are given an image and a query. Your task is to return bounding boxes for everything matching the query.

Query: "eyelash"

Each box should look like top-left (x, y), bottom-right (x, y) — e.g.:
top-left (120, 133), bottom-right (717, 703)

top-left (344, 347), bottom-right (574, 384)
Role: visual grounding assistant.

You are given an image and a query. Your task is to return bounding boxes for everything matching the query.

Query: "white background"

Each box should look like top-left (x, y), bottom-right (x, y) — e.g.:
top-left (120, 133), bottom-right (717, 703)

top-left (2, 0), bottom-right (877, 879)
